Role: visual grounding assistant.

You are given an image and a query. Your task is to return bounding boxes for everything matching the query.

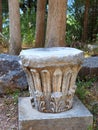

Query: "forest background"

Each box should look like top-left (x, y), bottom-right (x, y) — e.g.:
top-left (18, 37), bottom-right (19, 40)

top-left (1, 0), bottom-right (98, 55)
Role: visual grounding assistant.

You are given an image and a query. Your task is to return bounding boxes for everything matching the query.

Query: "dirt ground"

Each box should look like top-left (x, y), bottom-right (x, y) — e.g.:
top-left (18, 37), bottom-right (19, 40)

top-left (0, 91), bottom-right (29, 130)
top-left (0, 95), bottom-right (18, 130)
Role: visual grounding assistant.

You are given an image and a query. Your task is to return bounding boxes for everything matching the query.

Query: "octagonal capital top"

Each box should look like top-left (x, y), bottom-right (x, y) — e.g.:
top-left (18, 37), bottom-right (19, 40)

top-left (20, 47), bottom-right (84, 68)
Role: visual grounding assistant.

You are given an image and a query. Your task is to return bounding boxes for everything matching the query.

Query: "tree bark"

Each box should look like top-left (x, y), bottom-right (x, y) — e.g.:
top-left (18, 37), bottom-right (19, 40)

top-left (65, 0), bottom-right (68, 43)
top-left (35, 0), bottom-right (47, 48)
top-left (0, 0), bottom-right (2, 33)
top-left (8, 0), bottom-right (21, 55)
top-left (45, 0), bottom-right (67, 47)
top-left (82, 0), bottom-right (90, 42)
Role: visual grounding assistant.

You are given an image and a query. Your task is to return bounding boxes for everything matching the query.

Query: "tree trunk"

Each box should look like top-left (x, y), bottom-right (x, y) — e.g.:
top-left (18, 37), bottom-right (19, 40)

top-left (65, 0), bottom-right (68, 43)
top-left (82, 0), bottom-right (90, 42)
top-left (0, 0), bottom-right (2, 33)
top-left (45, 0), bottom-right (67, 47)
top-left (8, 0), bottom-right (21, 55)
top-left (90, 1), bottom-right (98, 41)
top-left (35, 0), bottom-right (47, 48)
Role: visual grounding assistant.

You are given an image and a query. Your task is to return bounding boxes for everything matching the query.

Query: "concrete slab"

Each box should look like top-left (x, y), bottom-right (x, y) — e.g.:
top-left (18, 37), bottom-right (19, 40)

top-left (18, 96), bottom-right (93, 130)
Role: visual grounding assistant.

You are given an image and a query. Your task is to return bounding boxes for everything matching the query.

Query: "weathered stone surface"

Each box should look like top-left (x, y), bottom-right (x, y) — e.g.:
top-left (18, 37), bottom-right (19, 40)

top-left (20, 47), bottom-right (84, 68)
top-left (20, 47), bottom-right (84, 113)
top-left (18, 96), bottom-right (93, 130)
top-left (0, 54), bottom-right (28, 94)
top-left (79, 56), bottom-right (98, 78)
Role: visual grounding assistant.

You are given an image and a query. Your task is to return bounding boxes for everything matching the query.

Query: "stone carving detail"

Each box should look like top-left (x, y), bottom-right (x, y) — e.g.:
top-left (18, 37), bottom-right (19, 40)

top-left (25, 66), bottom-right (81, 113)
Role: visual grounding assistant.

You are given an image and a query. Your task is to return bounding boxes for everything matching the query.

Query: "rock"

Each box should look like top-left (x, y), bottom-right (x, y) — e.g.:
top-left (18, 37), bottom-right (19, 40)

top-left (79, 56), bottom-right (98, 78)
top-left (0, 54), bottom-right (28, 94)
top-left (87, 44), bottom-right (98, 56)
top-left (87, 44), bottom-right (98, 51)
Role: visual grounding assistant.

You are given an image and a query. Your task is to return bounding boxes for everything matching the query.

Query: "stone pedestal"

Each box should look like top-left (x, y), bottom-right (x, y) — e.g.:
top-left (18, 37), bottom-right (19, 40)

top-left (18, 96), bottom-right (93, 130)
top-left (20, 47), bottom-right (84, 113)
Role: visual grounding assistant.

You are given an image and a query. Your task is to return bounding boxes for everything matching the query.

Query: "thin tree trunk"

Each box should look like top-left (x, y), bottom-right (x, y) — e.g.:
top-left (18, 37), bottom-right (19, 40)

top-left (82, 0), bottom-right (90, 42)
top-left (45, 0), bottom-right (67, 47)
top-left (35, 0), bottom-right (47, 48)
top-left (8, 0), bottom-right (21, 55)
top-left (0, 0), bottom-right (2, 33)
top-left (90, 1), bottom-right (98, 41)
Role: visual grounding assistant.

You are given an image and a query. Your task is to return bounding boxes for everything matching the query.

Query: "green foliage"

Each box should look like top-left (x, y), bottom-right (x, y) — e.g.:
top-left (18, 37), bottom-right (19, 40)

top-left (2, 0), bottom-right (98, 47)
top-left (2, 16), bottom-right (9, 39)
top-left (76, 77), bottom-right (96, 100)
top-left (20, 0), bottom-right (37, 45)
top-left (12, 90), bottom-right (20, 103)
top-left (66, 0), bottom-right (84, 46)
top-left (66, 0), bottom-right (98, 46)
top-left (66, 14), bottom-right (82, 45)
top-left (87, 126), bottom-right (93, 130)
top-left (2, 0), bottom-right (9, 39)
top-left (76, 77), bottom-right (98, 130)
top-left (2, 0), bottom-right (8, 14)
top-left (96, 34), bottom-right (98, 42)
top-left (20, 9), bottom-right (36, 45)
top-left (92, 103), bottom-right (98, 116)
top-left (2, 0), bottom-right (37, 46)
top-left (76, 79), bottom-right (89, 100)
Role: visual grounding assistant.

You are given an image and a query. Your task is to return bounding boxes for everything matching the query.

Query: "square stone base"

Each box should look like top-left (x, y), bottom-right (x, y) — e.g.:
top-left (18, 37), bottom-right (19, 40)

top-left (18, 96), bottom-right (93, 130)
